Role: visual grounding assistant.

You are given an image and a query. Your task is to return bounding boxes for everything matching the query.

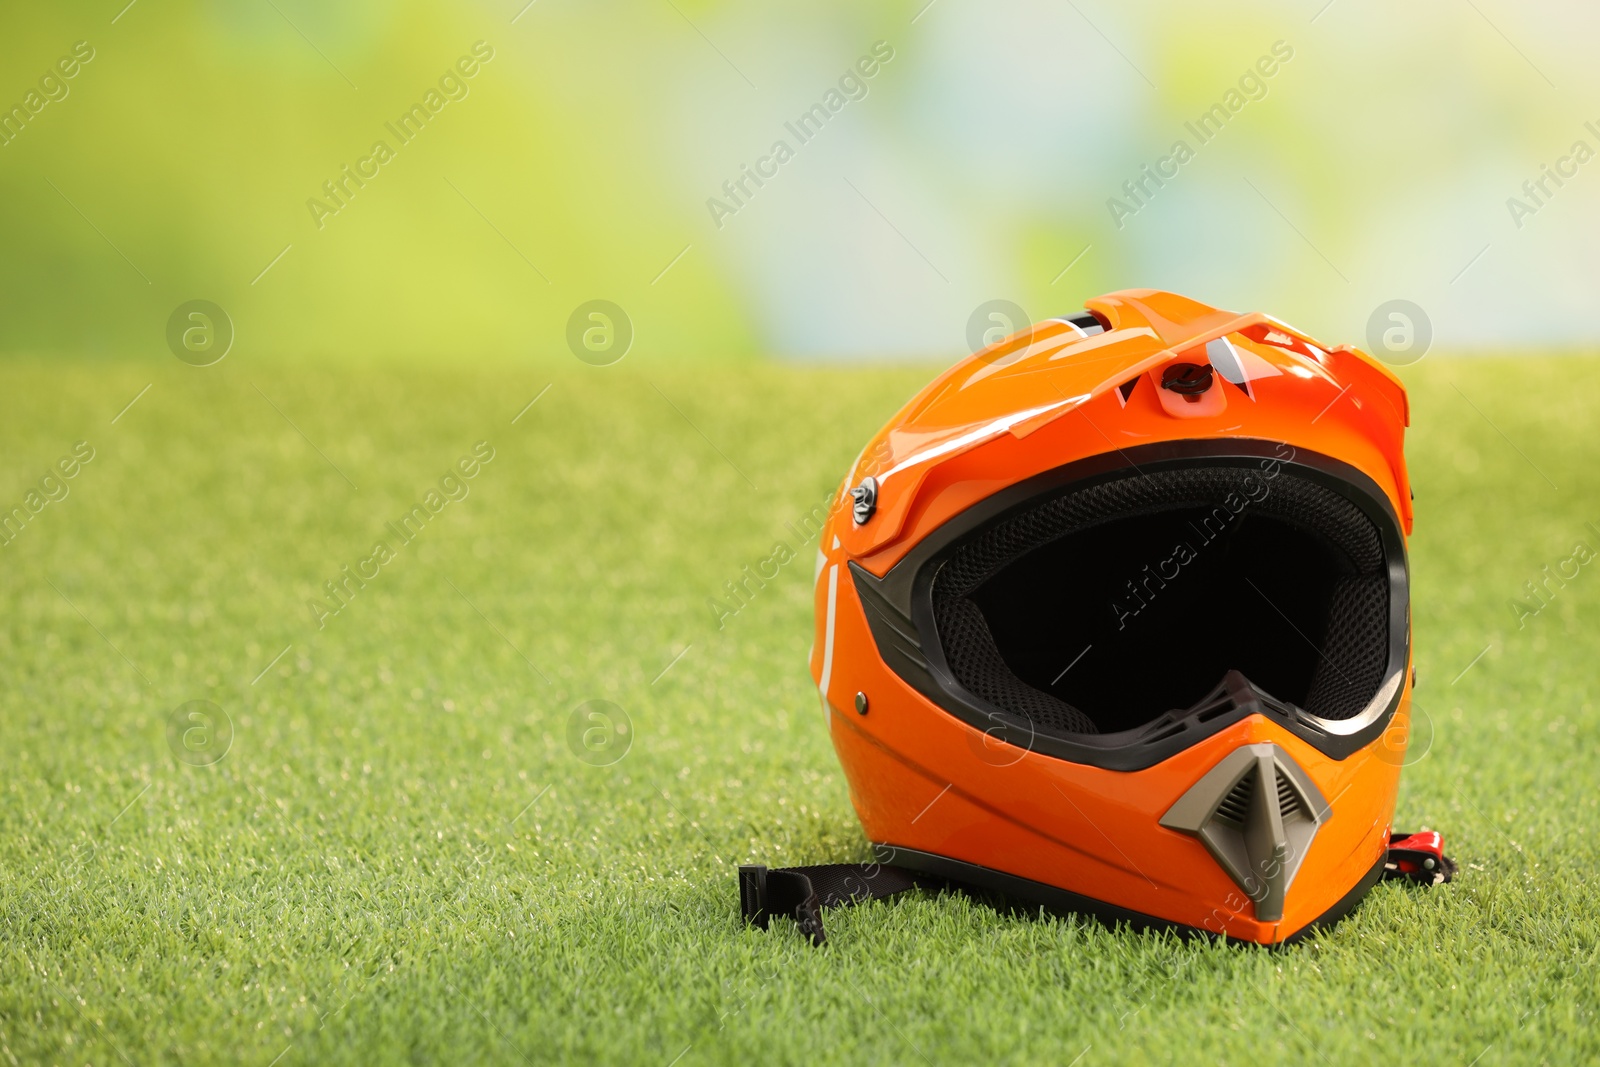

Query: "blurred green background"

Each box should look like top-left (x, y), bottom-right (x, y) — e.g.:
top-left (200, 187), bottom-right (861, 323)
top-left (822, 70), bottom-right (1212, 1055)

top-left (3, 0), bottom-right (1595, 362)
top-left (6, 4), bottom-right (1600, 1062)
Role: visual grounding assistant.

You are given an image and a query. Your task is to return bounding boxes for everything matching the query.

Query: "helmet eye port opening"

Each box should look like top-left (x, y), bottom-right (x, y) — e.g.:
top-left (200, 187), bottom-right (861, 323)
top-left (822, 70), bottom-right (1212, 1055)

top-left (932, 465), bottom-right (1392, 743)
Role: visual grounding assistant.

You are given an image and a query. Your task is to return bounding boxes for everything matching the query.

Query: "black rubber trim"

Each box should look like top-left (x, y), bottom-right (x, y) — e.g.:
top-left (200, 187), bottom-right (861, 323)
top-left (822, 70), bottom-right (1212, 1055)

top-left (850, 439), bottom-right (1409, 770)
top-left (876, 844), bottom-right (1388, 944)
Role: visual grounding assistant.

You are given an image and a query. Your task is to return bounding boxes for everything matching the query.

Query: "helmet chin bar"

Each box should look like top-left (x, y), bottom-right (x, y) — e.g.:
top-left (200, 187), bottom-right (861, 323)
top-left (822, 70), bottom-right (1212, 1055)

top-left (1159, 740), bottom-right (1331, 922)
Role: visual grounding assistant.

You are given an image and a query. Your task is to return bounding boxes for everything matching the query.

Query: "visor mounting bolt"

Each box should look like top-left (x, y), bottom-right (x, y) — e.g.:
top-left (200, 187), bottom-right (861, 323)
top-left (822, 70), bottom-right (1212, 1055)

top-left (854, 692), bottom-right (869, 716)
top-left (850, 476), bottom-right (878, 525)
top-left (1161, 362), bottom-right (1214, 403)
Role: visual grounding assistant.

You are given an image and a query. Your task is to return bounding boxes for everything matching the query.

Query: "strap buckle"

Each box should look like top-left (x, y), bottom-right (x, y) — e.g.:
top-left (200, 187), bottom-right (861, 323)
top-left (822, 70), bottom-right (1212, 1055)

top-left (1383, 829), bottom-right (1456, 886)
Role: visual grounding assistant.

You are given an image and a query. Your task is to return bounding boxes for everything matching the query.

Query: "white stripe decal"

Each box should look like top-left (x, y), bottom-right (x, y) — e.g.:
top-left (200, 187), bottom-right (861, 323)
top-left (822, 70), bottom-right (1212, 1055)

top-left (819, 564), bottom-right (840, 704)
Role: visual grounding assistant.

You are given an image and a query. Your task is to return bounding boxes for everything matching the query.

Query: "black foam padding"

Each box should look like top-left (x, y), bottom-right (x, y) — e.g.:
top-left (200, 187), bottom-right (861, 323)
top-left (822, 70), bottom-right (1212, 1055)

top-left (938, 598), bottom-right (1100, 734)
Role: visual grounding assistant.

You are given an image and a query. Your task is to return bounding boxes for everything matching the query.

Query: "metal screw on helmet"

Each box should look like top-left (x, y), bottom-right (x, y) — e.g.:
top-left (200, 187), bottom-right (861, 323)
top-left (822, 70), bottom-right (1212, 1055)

top-left (1161, 362), bottom-right (1213, 402)
top-left (855, 692), bottom-right (869, 715)
top-left (850, 476), bottom-right (878, 524)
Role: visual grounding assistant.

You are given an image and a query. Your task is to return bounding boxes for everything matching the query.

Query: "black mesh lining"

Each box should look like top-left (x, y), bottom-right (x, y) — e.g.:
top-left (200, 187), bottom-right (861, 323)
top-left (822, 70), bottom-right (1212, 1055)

top-left (939, 599), bottom-right (1099, 734)
top-left (932, 466), bottom-right (1390, 736)
top-left (1302, 576), bottom-right (1391, 718)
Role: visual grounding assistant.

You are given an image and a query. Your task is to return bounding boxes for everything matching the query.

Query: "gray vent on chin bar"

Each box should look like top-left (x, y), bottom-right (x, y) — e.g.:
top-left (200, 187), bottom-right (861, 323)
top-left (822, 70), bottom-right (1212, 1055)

top-left (1159, 742), bottom-right (1331, 922)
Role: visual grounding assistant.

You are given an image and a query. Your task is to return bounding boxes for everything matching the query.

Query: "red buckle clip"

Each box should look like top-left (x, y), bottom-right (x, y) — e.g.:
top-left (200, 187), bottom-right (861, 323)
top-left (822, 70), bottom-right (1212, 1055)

top-left (1384, 829), bottom-right (1455, 886)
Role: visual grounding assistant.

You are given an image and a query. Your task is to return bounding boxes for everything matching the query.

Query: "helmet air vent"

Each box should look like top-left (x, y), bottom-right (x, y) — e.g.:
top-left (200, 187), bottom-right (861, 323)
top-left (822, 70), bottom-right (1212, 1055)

top-left (1214, 768), bottom-right (1255, 826)
top-left (1159, 743), bottom-right (1331, 922)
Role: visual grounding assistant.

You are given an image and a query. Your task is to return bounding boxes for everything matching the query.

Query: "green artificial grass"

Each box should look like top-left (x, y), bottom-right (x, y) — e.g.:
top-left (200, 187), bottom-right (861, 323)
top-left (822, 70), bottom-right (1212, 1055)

top-left (1, 354), bottom-right (1597, 1065)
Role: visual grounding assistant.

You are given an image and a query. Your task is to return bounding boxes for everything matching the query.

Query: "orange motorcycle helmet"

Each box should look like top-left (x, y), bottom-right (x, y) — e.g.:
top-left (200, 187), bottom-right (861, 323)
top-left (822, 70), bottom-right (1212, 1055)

top-left (808, 289), bottom-right (1417, 944)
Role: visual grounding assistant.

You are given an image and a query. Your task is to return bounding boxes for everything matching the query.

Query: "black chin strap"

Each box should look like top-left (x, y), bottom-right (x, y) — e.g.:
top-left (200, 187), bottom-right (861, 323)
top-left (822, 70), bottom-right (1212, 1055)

top-left (741, 830), bottom-right (1454, 945)
top-left (738, 862), bottom-right (942, 946)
